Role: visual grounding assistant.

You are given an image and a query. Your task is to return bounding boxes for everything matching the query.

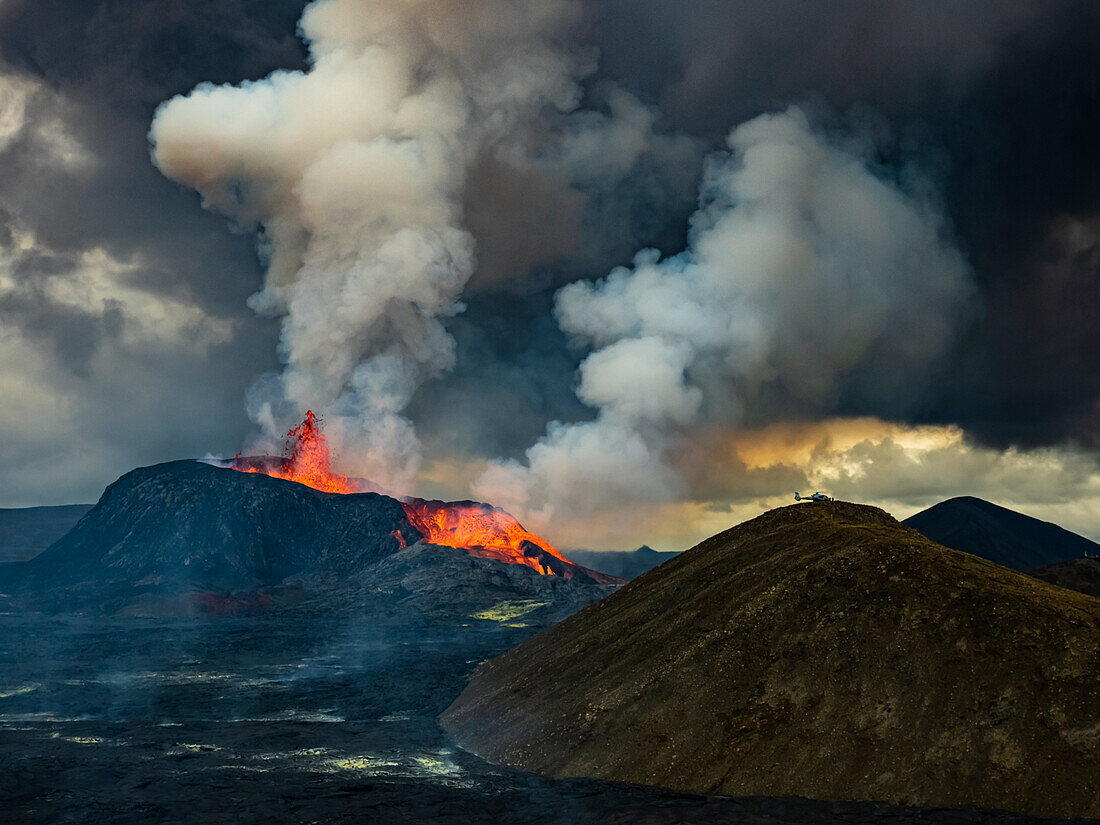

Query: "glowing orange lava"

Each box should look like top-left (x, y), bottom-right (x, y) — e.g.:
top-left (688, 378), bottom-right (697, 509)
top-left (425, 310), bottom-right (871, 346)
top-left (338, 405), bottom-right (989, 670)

top-left (232, 411), bottom-right (620, 583)
top-left (401, 499), bottom-right (574, 577)
top-left (234, 410), bottom-right (354, 494)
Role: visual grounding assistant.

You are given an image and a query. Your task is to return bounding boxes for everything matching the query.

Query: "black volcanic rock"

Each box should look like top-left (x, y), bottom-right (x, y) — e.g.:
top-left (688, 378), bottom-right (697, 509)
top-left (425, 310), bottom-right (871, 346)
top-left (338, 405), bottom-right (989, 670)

top-left (442, 502), bottom-right (1100, 819)
top-left (904, 496), bottom-right (1100, 571)
top-left (566, 546), bottom-right (680, 580)
top-left (0, 504), bottom-right (93, 562)
top-left (358, 544), bottom-right (617, 625)
top-left (14, 460), bottom-right (418, 605)
top-left (1030, 556), bottom-right (1100, 599)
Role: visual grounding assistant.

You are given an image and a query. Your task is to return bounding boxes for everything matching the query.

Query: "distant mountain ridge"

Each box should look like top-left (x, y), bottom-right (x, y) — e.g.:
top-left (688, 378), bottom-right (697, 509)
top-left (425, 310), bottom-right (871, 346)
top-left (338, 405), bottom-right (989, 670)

top-left (903, 496), bottom-right (1100, 570)
top-left (0, 504), bottom-right (93, 562)
top-left (566, 546), bottom-right (680, 580)
top-left (1031, 557), bottom-right (1100, 599)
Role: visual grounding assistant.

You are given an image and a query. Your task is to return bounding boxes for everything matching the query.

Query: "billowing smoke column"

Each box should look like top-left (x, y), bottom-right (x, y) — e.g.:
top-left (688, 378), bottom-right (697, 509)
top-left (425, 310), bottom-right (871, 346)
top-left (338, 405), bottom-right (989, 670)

top-left (150, 0), bottom-right (586, 491)
top-left (149, 0), bottom-right (977, 542)
top-left (475, 107), bottom-right (974, 529)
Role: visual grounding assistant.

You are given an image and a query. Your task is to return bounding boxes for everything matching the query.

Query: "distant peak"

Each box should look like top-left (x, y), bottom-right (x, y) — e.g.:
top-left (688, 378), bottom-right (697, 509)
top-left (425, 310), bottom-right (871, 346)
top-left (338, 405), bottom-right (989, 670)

top-left (939, 495), bottom-right (996, 507)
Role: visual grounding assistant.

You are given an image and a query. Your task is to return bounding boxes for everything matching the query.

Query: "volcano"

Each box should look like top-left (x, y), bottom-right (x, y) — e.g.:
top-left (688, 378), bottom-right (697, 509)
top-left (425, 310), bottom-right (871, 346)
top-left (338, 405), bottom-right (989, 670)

top-left (7, 461), bottom-right (617, 617)
top-left (442, 501), bottom-right (1100, 818)
top-left (11, 460), bottom-right (415, 606)
top-left (229, 411), bottom-right (617, 585)
top-left (7, 413), bottom-right (618, 616)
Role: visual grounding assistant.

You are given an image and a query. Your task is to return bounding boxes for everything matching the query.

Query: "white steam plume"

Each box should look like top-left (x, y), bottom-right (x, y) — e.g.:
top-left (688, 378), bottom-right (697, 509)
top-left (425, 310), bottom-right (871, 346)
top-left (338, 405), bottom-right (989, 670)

top-left (150, 0), bottom-right (586, 489)
top-left (475, 107), bottom-right (974, 528)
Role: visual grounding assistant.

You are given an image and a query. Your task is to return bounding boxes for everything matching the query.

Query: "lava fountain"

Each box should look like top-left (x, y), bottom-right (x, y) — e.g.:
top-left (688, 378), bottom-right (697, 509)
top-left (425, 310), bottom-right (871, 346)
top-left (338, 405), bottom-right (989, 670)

top-left (233, 411), bottom-right (354, 494)
top-left (231, 413), bottom-right (620, 583)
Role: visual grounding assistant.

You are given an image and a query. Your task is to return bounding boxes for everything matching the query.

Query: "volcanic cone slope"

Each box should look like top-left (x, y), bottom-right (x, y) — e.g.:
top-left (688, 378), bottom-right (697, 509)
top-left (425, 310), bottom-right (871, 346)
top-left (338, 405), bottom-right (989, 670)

top-left (442, 502), bottom-right (1100, 818)
top-left (16, 460), bottom-right (418, 601)
top-left (8, 460), bottom-right (617, 620)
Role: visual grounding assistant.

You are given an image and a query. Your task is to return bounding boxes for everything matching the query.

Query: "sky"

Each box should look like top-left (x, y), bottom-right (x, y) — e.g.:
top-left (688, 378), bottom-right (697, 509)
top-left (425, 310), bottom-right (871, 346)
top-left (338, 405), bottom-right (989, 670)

top-left (0, 0), bottom-right (1098, 550)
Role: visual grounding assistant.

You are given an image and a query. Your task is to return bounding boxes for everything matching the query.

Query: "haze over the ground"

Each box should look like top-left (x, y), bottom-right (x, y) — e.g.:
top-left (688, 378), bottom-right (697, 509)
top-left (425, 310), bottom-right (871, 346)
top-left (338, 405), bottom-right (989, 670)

top-left (0, 1), bottom-right (1098, 550)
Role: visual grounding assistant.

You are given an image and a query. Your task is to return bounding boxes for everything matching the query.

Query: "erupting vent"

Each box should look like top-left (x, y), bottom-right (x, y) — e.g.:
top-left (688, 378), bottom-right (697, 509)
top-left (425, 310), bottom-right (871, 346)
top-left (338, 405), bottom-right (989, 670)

top-left (232, 412), bottom-right (611, 581)
top-left (234, 411), bottom-right (353, 494)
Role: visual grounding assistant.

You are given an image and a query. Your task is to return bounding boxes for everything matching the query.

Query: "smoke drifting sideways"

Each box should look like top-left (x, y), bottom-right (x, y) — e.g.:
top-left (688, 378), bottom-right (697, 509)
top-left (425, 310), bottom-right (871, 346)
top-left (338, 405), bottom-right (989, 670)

top-left (150, 0), bottom-right (592, 492)
top-left (474, 107), bottom-right (974, 530)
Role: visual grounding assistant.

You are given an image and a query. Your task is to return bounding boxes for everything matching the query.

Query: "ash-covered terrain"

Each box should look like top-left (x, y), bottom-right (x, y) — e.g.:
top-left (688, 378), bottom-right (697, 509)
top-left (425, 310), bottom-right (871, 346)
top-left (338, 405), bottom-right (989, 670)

top-left (6, 612), bottom-right (1086, 825)
top-left (3, 469), bottom-right (1098, 824)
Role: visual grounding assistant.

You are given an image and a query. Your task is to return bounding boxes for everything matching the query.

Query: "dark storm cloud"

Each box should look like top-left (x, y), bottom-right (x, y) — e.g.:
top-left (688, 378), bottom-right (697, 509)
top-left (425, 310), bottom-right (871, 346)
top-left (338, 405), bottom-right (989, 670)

top-left (440, 0), bottom-right (1100, 466)
top-left (410, 291), bottom-right (595, 463)
top-left (0, 285), bottom-right (122, 374)
top-left (588, 0), bottom-right (1100, 451)
top-left (929, 10), bottom-right (1100, 449)
top-left (592, 0), bottom-right (1051, 133)
top-left (0, 0), bottom-right (311, 505)
top-left (0, 0), bottom-right (308, 103)
top-left (0, 0), bottom-right (1097, 513)
top-left (0, 0), bottom-right (310, 302)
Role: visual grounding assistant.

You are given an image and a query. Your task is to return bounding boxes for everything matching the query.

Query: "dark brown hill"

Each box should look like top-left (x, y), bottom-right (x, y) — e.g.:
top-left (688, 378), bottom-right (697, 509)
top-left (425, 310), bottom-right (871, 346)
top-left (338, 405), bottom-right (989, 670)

top-left (442, 502), bottom-right (1100, 819)
top-left (567, 546), bottom-right (681, 580)
top-left (1031, 556), bottom-right (1100, 599)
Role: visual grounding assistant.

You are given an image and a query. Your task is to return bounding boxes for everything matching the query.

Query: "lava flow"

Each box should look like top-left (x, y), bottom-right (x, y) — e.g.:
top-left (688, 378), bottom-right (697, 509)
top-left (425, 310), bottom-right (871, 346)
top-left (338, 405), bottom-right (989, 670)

top-left (402, 498), bottom-right (574, 577)
top-left (231, 412), bottom-right (618, 582)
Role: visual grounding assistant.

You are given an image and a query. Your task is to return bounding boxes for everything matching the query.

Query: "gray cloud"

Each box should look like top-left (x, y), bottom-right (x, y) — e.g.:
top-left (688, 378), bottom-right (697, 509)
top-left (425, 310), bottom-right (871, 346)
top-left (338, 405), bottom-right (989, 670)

top-left (0, 0), bottom-right (1095, 540)
top-left (0, 0), bottom-right (305, 505)
top-left (593, 0), bottom-right (1055, 133)
top-left (473, 107), bottom-right (974, 528)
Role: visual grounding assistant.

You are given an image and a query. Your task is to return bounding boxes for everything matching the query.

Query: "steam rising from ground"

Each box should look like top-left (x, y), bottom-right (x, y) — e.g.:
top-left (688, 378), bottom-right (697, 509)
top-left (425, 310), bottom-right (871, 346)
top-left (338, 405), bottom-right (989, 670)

top-left (475, 108), bottom-right (973, 528)
top-left (151, 0), bottom-right (588, 490)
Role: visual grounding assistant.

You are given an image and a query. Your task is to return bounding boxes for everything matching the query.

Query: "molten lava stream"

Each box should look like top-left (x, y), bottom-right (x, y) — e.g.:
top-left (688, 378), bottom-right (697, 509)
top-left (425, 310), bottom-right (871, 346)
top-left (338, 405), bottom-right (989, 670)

top-left (401, 500), bottom-right (568, 576)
